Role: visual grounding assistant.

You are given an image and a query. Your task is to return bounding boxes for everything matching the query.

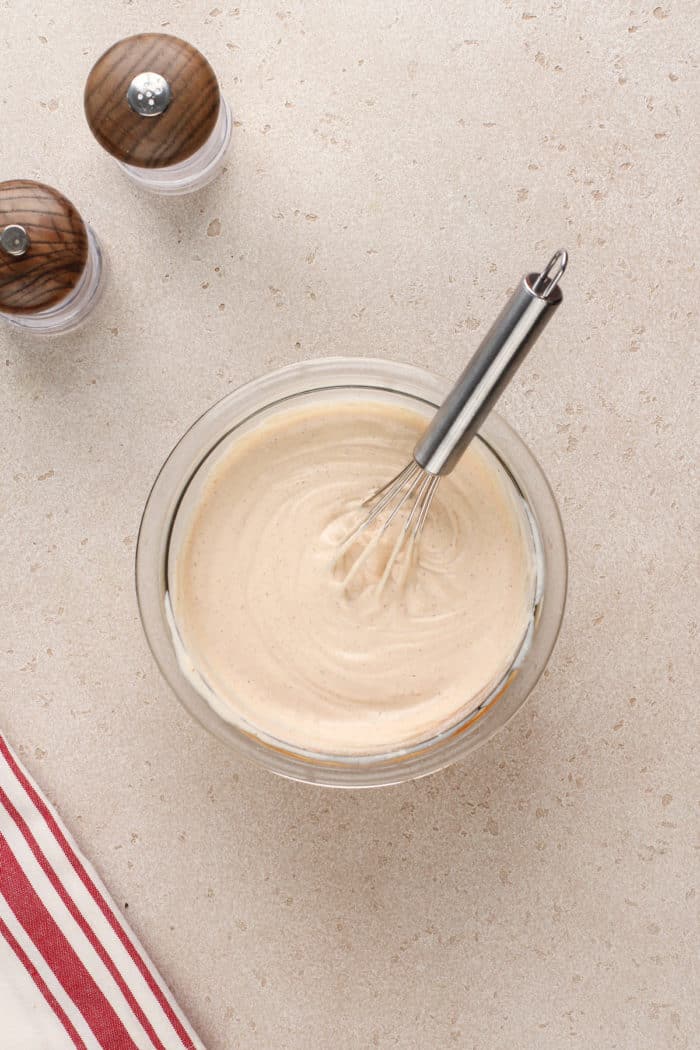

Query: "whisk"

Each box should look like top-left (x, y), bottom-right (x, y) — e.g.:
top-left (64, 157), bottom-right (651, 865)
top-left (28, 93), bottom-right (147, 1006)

top-left (337, 249), bottom-right (568, 591)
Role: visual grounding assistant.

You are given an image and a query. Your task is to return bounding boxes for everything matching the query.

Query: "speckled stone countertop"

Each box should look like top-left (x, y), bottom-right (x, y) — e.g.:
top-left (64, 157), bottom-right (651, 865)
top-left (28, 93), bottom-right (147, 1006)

top-left (1, 2), bottom-right (697, 1048)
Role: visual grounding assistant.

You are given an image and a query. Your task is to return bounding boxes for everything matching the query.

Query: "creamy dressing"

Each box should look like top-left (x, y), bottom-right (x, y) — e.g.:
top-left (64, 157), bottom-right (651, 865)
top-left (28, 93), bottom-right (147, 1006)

top-left (171, 401), bottom-right (536, 755)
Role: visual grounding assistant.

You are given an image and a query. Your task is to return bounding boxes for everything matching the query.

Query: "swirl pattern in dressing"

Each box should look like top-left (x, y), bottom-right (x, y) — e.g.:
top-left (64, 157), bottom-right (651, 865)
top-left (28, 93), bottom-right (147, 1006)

top-left (172, 401), bottom-right (536, 755)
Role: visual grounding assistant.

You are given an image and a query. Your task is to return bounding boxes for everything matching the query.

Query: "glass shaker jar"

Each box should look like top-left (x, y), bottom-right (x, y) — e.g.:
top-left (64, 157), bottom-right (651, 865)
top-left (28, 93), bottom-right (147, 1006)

top-left (0, 180), bottom-right (104, 335)
top-left (84, 33), bottom-right (232, 195)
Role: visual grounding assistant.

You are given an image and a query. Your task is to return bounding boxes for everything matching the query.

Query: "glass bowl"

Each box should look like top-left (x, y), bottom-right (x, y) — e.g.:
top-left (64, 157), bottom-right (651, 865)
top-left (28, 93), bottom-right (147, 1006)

top-left (136, 358), bottom-right (566, 787)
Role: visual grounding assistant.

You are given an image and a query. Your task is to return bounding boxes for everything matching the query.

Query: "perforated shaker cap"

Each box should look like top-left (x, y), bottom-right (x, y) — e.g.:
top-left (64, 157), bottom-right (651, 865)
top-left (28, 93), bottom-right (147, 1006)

top-left (0, 180), bottom-right (88, 316)
top-left (84, 33), bottom-right (222, 169)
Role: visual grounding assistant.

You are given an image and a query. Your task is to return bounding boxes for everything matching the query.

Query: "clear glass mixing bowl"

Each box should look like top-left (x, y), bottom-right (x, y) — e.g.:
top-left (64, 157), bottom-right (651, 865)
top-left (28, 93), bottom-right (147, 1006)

top-left (136, 358), bottom-right (566, 787)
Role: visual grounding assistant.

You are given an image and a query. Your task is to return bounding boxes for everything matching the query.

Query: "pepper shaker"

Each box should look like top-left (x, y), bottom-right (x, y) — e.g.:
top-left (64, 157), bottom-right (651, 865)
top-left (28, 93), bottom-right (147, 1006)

top-left (84, 33), bottom-right (232, 195)
top-left (0, 180), bottom-right (104, 335)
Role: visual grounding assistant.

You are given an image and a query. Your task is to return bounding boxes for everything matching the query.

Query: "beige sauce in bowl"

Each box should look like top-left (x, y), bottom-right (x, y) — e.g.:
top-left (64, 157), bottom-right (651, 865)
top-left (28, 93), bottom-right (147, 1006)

top-left (172, 401), bottom-right (536, 755)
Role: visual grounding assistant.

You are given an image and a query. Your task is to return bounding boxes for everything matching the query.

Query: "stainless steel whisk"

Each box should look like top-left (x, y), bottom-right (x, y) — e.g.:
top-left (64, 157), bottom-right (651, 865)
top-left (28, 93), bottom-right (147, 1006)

top-left (337, 250), bottom-right (568, 590)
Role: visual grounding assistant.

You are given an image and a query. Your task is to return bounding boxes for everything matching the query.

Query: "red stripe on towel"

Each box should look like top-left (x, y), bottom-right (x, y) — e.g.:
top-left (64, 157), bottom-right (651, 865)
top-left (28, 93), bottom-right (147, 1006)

top-left (0, 784), bottom-right (168, 1050)
top-left (0, 833), bottom-right (140, 1050)
top-left (0, 915), bottom-right (88, 1050)
top-left (0, 737), bottom-right (195, 1050)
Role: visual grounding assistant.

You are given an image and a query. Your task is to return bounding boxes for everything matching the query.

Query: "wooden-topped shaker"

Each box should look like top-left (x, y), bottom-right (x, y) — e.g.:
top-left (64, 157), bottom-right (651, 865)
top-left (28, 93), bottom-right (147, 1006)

top-left (84, 34), bottom-right (231, 194)
top-left (0, 180), bottom-right (103, 334)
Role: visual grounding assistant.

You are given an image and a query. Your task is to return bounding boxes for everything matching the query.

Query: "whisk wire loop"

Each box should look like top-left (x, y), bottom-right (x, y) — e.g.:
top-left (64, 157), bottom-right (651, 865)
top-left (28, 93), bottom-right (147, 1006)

top-left (335, 463), bottom-right (440, 592)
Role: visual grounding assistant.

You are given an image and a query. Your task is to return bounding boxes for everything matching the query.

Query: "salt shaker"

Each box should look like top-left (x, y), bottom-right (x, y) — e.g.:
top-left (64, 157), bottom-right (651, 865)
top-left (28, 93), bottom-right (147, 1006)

top-left (84, 33), bottom-right (232, 195)
top-left (0, 180), bottom-right (104, 335)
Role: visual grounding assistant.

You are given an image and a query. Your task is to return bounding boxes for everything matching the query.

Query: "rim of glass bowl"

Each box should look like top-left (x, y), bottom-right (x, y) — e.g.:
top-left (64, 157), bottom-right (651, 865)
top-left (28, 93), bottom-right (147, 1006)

top-left (135, 357), bottom-right (567, 788)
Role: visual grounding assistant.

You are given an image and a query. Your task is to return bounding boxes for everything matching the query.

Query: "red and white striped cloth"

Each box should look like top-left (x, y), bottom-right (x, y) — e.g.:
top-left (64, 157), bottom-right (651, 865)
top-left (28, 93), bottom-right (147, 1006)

top-left (0, 734), bottom-right (205, 1050)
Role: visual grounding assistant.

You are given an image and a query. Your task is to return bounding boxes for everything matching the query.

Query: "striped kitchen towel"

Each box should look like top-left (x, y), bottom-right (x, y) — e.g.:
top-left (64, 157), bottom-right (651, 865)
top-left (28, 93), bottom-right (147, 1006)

top-left (0, 733), bottom-right (205, 1050)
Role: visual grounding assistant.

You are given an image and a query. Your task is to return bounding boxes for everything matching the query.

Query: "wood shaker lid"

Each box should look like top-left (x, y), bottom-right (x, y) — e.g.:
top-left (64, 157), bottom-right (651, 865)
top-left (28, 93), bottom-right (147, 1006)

top-left (0, 180), bottom-right (88, 316)
top-left (84, 33), bottom-right (221, 169)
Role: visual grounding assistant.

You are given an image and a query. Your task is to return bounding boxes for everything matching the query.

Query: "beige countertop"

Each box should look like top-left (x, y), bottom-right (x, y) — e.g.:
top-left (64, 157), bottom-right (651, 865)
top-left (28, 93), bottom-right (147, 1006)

top-left (1, 2), bottom-right (697, 1047)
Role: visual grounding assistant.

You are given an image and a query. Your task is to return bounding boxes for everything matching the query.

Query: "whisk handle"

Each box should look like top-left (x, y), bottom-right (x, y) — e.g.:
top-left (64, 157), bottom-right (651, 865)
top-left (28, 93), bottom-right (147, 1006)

top-left (414, 251), bottom-right (566, 475)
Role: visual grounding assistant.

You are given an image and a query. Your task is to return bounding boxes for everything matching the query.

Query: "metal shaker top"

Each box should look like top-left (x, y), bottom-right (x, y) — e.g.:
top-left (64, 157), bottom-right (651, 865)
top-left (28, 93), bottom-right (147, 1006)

top-left (84, 33), bottom-right (221, 169)
top-left (0, 180), bottom-right (88, 316)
